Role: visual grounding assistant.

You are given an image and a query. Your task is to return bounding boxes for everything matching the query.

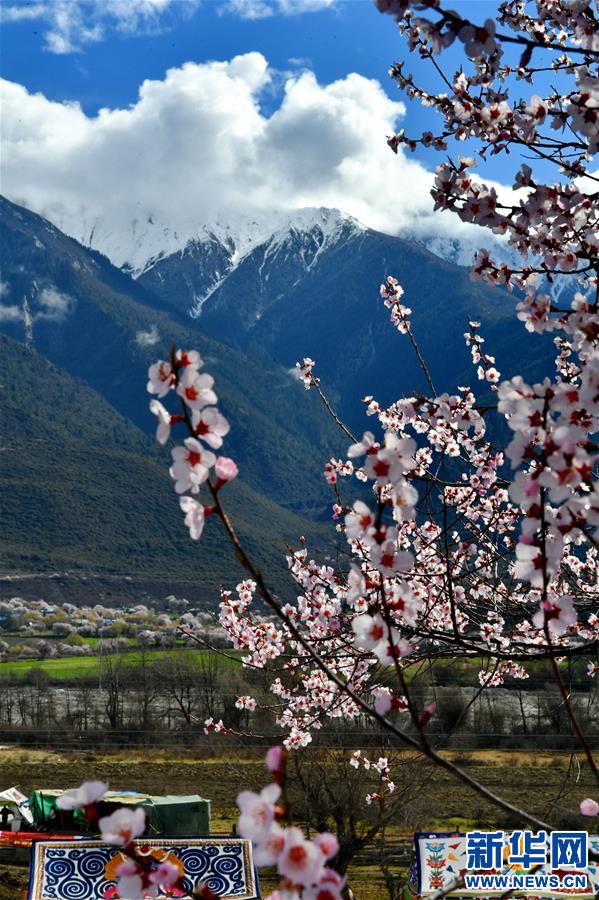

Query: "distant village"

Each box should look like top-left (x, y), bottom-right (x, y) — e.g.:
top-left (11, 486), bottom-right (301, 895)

top-left (0, 596), bottom-right (221, 661)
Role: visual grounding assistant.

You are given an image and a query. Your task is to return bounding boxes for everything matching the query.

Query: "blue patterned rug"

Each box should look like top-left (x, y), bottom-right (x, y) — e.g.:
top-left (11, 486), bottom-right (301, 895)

top-left (28, 837), bottom-right (259, 899)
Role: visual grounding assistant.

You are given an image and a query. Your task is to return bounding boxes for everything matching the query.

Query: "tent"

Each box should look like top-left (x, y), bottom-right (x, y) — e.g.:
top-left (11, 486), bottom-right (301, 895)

top-left (0, 786), bottom-right (34, 824)
top-left (29, 790), bottom-right (211, 836)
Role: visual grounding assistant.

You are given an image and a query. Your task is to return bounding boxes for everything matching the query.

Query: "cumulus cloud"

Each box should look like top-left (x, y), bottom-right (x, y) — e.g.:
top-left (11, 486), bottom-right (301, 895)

top-left (0, 0), bottom-right (194, 54)
top-left (135, 324), bottom-right (160, 347)
top-left (1, 52), bottom-right (492, 269)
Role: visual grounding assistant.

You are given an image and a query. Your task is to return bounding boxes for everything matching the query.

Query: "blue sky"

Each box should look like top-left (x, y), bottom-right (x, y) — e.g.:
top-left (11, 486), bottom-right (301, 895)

top-left (1, 0), bottom-right (506, 175)
top-left (0, 0), bottom-right (560, 266)
top-left (2, 2), bottom-right (401, 114)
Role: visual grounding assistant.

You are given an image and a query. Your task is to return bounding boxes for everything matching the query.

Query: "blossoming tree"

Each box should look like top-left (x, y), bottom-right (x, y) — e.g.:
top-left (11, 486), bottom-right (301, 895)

top-left (60, 1), bottom-right (598, 898)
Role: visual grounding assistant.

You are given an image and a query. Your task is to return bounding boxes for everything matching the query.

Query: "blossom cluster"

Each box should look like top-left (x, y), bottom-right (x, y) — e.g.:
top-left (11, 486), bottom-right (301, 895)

top-left (377, 0), bottom-right (598, 306)
top-left (349, 750), bottom-right (396, 803)
top-left (147, 349), bottom-right (238, 541)
top-left (380, 275), bottom-right (413, 334)
top-left (236, 747), bottom-right (344, 900)
top-left (498, 363), bottom-right (598, 595)
top-left (295, 357), bottom-right (318, 390)
top-left (465, 320), bottom-right (501, 385)
top-left (209, 273), bottom-right (597, 750)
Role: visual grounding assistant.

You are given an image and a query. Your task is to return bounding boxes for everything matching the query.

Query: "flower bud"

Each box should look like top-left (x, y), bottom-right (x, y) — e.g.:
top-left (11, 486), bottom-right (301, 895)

top-left (215, 457), bottom-right (239, 484)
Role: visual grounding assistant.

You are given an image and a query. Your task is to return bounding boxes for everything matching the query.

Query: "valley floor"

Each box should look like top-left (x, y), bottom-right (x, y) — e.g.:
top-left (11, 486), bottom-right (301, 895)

top-left (0, 748), bottom-right (596, 899)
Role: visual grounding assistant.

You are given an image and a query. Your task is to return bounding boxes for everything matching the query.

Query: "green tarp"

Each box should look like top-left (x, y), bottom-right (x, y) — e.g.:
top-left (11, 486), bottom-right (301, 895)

top-left (29, 790), bottom-right (211, 836)
top-left (143, 794), bottom-right (211, 836)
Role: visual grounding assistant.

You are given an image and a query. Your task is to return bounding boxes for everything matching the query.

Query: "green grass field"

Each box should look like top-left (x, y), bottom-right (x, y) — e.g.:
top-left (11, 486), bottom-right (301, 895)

top-left (0, 647), bottom-right (243, 680)
top-left (0, 646), bottom-right (591, 685)
top-left (0, 648), bottom-right (473, 683)
top-left (0, 649), bottom-right (167, 679)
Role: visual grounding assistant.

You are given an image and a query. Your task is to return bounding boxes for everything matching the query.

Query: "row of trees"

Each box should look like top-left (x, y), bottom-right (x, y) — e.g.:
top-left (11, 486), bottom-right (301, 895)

top-left (0, 653), bottom-right (595, 752)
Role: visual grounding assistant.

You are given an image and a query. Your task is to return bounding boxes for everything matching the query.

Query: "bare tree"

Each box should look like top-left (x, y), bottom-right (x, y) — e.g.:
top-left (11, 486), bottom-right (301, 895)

top-left (100, 656), bottom-right (125, 731)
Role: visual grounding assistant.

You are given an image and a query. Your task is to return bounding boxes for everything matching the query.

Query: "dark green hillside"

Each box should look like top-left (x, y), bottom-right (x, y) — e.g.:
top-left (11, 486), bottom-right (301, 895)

top-left (0, 336), bottom-right (335, 601)
top-left (0, 196), bottom-right (342, 519)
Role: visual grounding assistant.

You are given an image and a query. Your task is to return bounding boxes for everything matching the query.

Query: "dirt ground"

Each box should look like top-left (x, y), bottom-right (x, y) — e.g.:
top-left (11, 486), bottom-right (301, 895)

top-left (0, 748), bottom-right (595, 898)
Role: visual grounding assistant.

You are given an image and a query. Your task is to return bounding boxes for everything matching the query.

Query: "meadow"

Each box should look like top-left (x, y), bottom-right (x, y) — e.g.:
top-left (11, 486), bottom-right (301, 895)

top-left (0, 647), bottom-right (240, 681)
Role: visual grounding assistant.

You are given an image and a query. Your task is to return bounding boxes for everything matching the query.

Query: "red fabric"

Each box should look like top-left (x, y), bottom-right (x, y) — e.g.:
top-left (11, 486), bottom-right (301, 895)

top-left (0, 830), bottom-right (78, 846)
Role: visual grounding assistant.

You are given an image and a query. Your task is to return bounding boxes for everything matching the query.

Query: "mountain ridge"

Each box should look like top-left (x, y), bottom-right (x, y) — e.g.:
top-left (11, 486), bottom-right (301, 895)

top-left (0, 334), bottom-right (334, 602)
top-left (0, 195), bottom-right (351, 601)
top-left (133, 204), bottom-right (556, 431)
top-left (40, 198), bottom-right (574, 316)
top-left (43, 204), bottom-right (366, 282)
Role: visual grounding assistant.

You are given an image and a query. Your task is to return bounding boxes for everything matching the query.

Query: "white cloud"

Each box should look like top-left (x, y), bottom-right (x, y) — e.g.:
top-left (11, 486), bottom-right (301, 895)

top-left (288, 56), bottom-right (312, 68)
top-left (0, 53), bottom-right (491, 269)
top-left (0, 0), bottom-right (193, 54)
top-left (1, 4), bottom-right (48, 23)
top-left (0, 287), bottom-right (77, 323)
top-left (135, 324), bottom-right (160, 347)
top-left (0, 304), bottom-right (22, 323)
top-left (36, 287), bottom-right (75, 320)
top-left (222, 0), bottom-right (335, 19)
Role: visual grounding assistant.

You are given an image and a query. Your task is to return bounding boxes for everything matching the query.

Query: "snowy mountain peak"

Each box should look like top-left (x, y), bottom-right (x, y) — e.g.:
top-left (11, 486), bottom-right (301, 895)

top-left (171, 206), bottom-right (365, 275)
top-left (72, 206), bottom-right (365, 280)
top-left (177, 208), bottom-right (366, 316)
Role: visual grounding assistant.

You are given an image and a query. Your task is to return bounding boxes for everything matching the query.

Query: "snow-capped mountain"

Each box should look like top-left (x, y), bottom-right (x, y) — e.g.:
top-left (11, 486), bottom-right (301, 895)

top-left (49, 199), bottom-right (546, 312)
top-left (4, 192), bottom-right (557, 434)
top-left (68, 206), bottom-right (364, 309)
top-left (138, 207), bottom-right (366, 318)
top-left (35, 195), bottom-right (578, 315)
top-left (127, 204), bottom-right (554, 431)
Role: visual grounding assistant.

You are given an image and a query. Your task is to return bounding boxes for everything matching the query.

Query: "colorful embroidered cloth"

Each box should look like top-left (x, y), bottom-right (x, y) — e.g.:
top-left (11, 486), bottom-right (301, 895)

top-left (404, 832), bottom-right (599, 898)
top-left (0, 831), bottom-right (79, 848)
top-left (28, 837), bottom-right (259, 899)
